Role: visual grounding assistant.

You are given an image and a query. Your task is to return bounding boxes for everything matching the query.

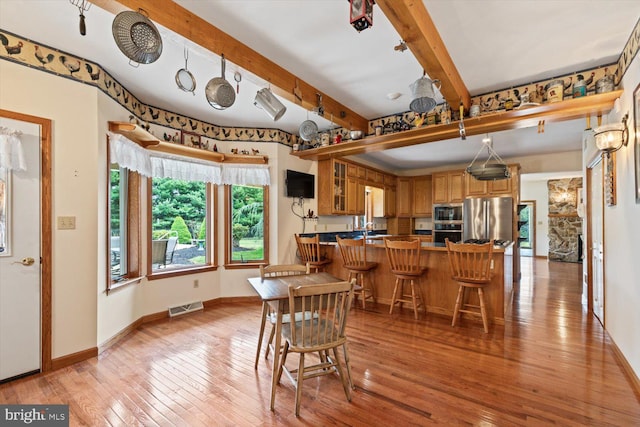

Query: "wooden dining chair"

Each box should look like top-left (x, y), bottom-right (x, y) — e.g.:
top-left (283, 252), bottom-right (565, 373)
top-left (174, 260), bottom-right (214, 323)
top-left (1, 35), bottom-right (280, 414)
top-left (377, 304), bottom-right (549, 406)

top-left (275, 279), bottom-right (355, 416)
top-left (337, 236), bottom-right (377, 309)
top-left (384, 238), bottom-right (427, 320)
top-left (295, 234), bottom-right (332, 272)
top-left (255, 263), bottom-right (310, 369)
top-left (445, 238), bottom-right (494, 333)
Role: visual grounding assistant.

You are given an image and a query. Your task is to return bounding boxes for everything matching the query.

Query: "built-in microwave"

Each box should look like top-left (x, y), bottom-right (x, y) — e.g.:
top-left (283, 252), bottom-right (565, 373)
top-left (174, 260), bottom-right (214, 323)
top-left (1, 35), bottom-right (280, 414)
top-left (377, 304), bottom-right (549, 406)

top-left (433, 203), bottom-right (463, 222)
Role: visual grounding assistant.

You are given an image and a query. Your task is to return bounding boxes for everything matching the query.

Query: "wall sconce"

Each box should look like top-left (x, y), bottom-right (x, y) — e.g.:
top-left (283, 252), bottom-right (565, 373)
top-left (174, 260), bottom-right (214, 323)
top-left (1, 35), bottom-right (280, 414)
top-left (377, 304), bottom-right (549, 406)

top-left (254, 88), bottom-right (286, 121)
top-left (594, 113), bottom-right (628, 154)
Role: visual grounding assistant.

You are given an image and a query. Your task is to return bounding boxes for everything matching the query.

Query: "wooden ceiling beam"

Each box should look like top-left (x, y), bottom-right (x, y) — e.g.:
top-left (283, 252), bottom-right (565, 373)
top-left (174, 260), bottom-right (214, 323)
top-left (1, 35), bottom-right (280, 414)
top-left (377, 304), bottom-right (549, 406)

top-left (90, 0), bottom-right (369, 132)
top-left (376, 0), bottom-right (471, 110)
top-left (292, 91), bottom-right (622, 161)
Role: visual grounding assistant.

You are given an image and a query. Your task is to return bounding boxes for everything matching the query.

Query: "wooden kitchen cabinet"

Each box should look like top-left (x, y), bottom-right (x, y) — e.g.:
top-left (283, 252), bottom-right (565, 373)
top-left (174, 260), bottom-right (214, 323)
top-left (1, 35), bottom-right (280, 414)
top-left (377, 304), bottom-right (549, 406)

top-left (318, 159), bottom-right (348, 215)
top-left (412, 175), bottom-right (432, 216)
top-left (396, 177), bottom-right (413, 217)
top-left (465, 173), bottom-right (487, 196)
top-left (384, 186), bottom-right (396, 217)
top-left (433, 171), bottom-right (465, 204)
top-left (346, 177), bottom-right (365, 215)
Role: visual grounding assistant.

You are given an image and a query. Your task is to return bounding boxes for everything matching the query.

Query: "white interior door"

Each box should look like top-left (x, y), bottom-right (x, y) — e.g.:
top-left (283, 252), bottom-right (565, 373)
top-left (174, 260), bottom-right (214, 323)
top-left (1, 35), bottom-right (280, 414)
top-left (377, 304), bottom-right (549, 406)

top-left (0, 117), bottom-right (41, 381)
top-left (590, 158), bottom-right (605, 325)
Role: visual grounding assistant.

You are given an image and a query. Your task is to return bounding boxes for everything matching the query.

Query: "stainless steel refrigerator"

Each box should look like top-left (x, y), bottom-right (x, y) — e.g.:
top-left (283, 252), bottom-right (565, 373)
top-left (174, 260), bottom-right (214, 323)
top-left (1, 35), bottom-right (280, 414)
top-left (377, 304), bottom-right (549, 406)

top-left (463, 197), bottom-right (513, 242)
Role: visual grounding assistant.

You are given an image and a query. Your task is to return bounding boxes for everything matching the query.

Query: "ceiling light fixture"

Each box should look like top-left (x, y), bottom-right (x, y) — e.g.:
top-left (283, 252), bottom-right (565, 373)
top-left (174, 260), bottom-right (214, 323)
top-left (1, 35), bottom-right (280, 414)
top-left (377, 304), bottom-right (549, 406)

top-left (349, 0), bottom-right (374, 32)
top-left (254, 88), bottom-right (286, 121)
top-left (594, 113), bottom-right (628, 156)
top-left (466, 134), bottom-right (511, 181)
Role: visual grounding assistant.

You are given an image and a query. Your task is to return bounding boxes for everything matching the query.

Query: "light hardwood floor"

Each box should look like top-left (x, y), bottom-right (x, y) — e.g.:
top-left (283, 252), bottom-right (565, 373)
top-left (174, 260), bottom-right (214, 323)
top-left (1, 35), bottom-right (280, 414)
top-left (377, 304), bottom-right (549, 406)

top-left (1, 258), bottom-right (639, 425)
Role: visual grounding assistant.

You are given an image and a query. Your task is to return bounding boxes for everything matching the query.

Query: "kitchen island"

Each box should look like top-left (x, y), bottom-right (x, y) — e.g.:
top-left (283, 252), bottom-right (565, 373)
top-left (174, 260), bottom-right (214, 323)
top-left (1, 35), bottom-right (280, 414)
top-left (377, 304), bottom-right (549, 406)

top-left (321, 238), bottom-right (514, 326)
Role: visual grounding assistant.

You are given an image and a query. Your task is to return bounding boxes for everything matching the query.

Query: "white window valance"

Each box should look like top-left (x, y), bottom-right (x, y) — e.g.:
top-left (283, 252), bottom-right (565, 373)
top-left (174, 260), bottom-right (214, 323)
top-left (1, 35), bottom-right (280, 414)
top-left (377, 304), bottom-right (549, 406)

top-left (222, 164), bottom-right (271, 186)
top-left (0, 127), bottom-right (26, 171)
top-left (108, 132), bottom-right (270, 186)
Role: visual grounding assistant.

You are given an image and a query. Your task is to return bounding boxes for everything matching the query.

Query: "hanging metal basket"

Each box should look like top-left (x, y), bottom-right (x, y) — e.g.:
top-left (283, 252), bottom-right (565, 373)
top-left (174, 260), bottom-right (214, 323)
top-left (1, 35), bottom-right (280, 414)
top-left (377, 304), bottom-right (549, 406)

top-left (466, 163), bottom-right (511, 181)
top-left (112, 10), bottom-right (163, 65)
top-left (466, 135), bottom-right (511, 181)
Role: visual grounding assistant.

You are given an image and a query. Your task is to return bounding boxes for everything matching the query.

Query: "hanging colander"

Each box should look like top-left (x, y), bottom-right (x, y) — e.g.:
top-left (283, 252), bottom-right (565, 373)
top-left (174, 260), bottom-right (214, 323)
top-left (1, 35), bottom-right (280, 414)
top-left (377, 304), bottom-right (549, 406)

top-left (112, 10), bottom-right (163, 65)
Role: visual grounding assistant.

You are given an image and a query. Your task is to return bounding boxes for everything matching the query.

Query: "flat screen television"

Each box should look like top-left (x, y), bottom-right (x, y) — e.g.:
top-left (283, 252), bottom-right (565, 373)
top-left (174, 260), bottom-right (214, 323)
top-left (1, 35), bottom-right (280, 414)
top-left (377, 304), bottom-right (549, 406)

top-left (285, 169), bottom-right (315, 199)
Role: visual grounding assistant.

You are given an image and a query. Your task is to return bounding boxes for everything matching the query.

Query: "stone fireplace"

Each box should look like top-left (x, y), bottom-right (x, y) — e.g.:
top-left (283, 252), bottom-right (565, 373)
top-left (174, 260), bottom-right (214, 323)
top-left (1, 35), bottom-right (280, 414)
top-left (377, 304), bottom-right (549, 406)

top-left (548, 178), bottom-right (583, 262)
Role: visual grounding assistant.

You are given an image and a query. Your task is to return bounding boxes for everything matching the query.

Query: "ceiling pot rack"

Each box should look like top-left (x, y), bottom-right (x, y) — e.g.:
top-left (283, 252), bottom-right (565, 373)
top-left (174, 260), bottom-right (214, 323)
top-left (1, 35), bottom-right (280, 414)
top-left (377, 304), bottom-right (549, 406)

top-left (465, 134), bottom-right (510, 181)
top-left (108, 122), bottom-right (268, 164)
top-left (92, 0), bottom-right (369, 132)
top-left (291, 90), bottom-right (622, 161)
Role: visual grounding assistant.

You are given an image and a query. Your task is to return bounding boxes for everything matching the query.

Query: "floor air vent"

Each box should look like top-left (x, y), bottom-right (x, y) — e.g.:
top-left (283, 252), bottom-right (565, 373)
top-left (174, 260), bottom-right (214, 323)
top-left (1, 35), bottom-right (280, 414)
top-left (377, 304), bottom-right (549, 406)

top-left (168, 301), bottom-right (204, 317)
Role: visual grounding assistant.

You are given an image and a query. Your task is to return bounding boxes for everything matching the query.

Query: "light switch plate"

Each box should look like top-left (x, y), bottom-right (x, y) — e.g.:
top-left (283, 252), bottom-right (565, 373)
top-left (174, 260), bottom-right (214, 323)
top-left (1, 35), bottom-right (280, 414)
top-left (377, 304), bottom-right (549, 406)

top-left (57, 216), bottom-right (76, 230)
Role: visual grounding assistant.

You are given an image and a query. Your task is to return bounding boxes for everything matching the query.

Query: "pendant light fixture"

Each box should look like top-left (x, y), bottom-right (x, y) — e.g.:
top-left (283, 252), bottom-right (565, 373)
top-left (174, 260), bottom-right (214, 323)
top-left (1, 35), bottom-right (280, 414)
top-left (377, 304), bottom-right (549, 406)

top-left (466, 134), bottom-right (511, 181)
top-left (349, 0), bottom-right (374, 32)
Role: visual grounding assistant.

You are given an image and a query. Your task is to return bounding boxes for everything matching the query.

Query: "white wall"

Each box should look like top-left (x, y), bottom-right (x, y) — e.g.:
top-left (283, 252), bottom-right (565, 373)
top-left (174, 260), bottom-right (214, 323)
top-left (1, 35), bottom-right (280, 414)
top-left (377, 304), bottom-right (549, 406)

top-left (521, 180), bottom-right (550, 257)
top-left (585, 55), bottom-right (640, 378)
top-left (0, 61), bottom-right (98, 358)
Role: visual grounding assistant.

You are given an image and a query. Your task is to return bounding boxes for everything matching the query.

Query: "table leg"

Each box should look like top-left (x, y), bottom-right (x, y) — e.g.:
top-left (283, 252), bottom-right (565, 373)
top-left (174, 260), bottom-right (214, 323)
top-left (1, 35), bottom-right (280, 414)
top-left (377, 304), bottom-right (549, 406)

top-left (255, 302), bottom-right (269, 370)
top-left (270, 303), bottom-right (283, 411)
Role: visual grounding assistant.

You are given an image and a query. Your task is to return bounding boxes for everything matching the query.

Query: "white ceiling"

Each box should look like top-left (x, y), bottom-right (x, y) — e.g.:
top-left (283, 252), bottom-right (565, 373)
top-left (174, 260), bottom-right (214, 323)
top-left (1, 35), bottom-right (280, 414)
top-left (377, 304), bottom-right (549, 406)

top-left (1, 0), bottom-right (638, 171)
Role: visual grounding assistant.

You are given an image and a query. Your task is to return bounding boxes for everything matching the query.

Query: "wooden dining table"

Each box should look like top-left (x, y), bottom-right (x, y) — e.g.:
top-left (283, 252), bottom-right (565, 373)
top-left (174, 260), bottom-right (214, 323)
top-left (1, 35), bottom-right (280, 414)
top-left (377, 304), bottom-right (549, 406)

top-left (247, 271), bottom-right (342, 411)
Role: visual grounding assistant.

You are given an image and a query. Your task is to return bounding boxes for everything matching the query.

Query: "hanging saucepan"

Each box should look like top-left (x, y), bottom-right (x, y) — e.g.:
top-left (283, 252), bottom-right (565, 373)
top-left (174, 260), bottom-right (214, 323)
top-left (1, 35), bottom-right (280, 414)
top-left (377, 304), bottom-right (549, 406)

top-left (175, 48), bottom-right (196, 95)
top-left (205, 54), bottom-right (236, 110)
top-left (112, 9), bottom-right (163, 66)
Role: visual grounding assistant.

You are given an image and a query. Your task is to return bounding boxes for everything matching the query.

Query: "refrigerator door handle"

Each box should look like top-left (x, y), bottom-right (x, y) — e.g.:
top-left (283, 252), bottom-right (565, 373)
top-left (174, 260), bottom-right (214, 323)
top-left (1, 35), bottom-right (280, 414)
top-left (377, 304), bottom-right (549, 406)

top-left (484, 200), bottom-right (490, 240)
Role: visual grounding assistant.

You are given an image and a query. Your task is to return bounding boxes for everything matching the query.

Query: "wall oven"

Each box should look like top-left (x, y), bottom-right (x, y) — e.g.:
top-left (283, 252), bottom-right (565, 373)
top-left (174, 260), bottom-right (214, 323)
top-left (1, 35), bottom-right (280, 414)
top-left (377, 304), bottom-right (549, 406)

top-left (433, 222), bottom-right (463, 244)
top-left (433, 203), bottom-right (463, 244)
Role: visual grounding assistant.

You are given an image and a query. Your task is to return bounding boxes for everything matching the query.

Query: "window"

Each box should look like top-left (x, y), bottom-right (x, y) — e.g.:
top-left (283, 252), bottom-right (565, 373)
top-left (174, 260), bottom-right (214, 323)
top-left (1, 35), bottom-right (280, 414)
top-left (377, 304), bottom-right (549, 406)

top-left (110, 165), bottom-right (128, 278)
top-left (147, 177), bottom-right (217, 277)
top-left (225, 184), bottom-right (269, 268)
top-left (107, 160), bottom-right (141, 292)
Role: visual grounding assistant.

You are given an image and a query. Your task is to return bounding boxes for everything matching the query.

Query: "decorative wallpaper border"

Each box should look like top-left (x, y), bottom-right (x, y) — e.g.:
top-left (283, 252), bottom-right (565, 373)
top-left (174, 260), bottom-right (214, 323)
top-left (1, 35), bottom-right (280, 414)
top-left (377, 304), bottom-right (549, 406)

top-left (0, 28), bottom-right (295, 148)
top-left (2, 19), bottom-right (639, 148)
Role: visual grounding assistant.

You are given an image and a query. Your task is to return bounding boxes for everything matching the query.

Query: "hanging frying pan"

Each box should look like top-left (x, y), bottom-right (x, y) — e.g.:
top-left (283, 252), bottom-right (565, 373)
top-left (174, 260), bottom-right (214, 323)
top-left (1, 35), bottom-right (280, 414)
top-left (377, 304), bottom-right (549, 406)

top-left (175, 48), bottom-right (196, 95)
top-left (205, 54), bottom-right (236, 110)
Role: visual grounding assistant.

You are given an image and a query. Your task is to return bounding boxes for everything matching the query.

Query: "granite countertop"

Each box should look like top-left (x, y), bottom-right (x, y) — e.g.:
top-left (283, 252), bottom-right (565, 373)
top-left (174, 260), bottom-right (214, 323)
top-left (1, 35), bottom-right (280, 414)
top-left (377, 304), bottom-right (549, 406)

top-left (321, 237), bottom-right (513, 252)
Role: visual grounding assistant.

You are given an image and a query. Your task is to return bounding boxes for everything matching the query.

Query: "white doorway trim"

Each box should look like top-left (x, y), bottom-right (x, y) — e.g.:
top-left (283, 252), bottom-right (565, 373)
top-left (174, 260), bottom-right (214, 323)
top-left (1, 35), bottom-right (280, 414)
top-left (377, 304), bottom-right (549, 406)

top-left (586, 153), bottom-right (605, 325)
top-left (0, 108), bottom-right (52, 375)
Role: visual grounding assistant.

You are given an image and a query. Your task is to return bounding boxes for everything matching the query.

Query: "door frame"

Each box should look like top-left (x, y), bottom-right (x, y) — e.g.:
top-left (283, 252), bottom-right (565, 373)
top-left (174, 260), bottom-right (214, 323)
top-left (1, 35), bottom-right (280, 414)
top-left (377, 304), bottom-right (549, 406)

top-left (586, 153), bottom-right (604, 320)
top-left (0, 108), bottom-right (52, 373)
top-left (519, 200), bottom-right (536, 256)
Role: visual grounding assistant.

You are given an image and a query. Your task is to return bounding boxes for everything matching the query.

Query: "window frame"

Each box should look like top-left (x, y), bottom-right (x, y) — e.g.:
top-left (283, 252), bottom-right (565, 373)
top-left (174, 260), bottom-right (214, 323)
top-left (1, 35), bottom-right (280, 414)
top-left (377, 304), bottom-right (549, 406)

top-left (106, 139), bottom-right (142, 294)
top-left (146, 177), bottom-right (218, 280)
top-left (224, 184), bottom-right (269, 269)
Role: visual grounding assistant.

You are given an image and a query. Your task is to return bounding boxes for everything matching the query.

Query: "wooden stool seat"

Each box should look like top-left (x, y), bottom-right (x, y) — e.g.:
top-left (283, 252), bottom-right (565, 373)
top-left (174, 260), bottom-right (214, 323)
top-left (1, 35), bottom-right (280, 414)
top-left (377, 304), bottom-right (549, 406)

top-left (337, 237), bottom-right (377, 309)
top-left (445, 239), bottom-right (494, 333)
top-left (384, 238), bottom-right (426, 319)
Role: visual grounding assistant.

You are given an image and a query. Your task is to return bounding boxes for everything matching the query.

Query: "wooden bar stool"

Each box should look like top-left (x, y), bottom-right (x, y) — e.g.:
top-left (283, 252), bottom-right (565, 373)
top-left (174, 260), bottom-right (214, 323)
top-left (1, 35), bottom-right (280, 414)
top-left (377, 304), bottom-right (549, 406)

top-left (445, 238), bottom-right (494, 333)
top-left (337, 236), bottom-right (377, 309)
top-left (295, 234), bottom-right (332, 272)
top-left (384, 238), bottom-right (427, 320)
